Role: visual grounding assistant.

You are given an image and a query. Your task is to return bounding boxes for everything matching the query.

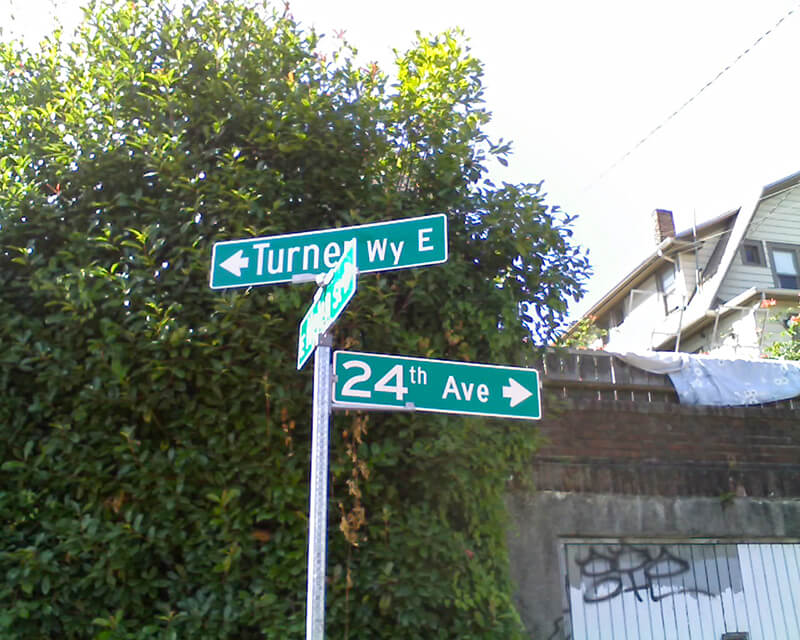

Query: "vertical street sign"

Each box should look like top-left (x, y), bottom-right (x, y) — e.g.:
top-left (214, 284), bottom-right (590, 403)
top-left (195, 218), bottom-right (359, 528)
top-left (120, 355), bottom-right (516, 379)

top-left (297, 239), bottom-right (358, 370)
top-left (332, 351), bottom-right (541, 420)
top-left (210, 213), bottom-right (447, 289)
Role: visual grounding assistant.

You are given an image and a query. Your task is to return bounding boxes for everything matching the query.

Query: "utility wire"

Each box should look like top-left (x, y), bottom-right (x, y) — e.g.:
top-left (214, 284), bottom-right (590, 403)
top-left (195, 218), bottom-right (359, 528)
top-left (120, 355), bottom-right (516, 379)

top-left (583, 3), bottom-right (800, 192)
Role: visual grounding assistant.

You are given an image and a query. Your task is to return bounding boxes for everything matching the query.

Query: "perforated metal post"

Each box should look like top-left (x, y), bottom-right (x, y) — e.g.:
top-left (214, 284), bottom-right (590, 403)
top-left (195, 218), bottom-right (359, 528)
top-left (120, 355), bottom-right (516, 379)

top-left (305, 332), bottom-right (333, 640)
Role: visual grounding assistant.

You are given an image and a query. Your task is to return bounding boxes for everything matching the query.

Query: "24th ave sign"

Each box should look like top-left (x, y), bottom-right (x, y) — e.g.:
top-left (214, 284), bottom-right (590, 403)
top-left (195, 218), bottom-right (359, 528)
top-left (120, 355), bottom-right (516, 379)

top-left (210, 213), bottom-right (447, 289)
top-left (332, 351), bottom-right (541, 420)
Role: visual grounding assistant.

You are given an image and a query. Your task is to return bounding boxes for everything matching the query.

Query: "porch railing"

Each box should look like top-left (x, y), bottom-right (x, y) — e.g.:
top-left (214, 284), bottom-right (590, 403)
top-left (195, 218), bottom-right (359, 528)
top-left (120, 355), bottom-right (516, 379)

top-left (534, 349), bottom-right (678, 404)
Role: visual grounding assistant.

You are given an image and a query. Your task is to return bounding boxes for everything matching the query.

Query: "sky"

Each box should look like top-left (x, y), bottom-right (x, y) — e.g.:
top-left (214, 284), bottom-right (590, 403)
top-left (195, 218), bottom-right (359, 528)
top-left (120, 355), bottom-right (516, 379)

top-left (7, 0), bottom-right (800, 317)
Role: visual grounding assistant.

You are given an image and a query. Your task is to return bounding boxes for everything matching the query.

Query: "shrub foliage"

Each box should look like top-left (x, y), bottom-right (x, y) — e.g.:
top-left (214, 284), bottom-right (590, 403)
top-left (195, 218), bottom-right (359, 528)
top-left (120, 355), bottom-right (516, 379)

top-left (0, 1), bottom-right (589, 637)
top-left (765, 306), bottom-right (800, 360)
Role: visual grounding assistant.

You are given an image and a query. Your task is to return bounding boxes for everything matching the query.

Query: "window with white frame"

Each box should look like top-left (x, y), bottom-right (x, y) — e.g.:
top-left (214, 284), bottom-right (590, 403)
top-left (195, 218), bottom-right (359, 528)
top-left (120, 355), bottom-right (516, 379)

top-left (657, 264), bottom-right (681, 314)
top-left (608, 302), bottom-right (626, 328)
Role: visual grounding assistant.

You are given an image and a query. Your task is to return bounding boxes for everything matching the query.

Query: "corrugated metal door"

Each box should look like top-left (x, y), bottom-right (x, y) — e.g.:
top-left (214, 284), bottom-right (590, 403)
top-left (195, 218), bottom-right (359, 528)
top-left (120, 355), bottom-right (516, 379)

top-left (562, 542), bottom-right (800, 640)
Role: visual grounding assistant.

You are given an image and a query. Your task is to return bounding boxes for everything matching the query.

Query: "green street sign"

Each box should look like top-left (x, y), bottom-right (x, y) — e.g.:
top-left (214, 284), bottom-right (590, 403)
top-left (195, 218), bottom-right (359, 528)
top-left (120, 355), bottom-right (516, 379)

top-left (297, 241), bottom-right (358, 370)
top-left (210, 213), bottom-right (447, 289)
top-left (332, 351), bottom-right (541, 420)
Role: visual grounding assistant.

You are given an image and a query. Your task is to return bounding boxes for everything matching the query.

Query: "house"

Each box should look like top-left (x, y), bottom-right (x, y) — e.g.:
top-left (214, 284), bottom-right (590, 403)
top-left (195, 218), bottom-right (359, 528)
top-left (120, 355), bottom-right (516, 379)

top-left (508, 349), bottom-right (800, 640)
top-left (508, 174), bottom-right (800, 639)
top-left (580, 170), bottom-right (800, 356)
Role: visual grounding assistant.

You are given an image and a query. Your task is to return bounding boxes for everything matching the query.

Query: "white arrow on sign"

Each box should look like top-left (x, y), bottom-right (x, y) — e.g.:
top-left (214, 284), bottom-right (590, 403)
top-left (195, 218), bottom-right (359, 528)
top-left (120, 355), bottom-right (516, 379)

top-left (220, 250), bottom-right (249, 277)
top-left (502, 377), bottom-right (533, 408)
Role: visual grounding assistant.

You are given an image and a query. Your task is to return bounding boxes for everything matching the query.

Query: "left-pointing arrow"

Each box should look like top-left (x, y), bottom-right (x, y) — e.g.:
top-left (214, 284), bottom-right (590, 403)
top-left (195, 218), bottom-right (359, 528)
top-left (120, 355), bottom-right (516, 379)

top-left (502, 377), bottom-right (533, 408)
top-left (220, 250), bottom-right (249, 277)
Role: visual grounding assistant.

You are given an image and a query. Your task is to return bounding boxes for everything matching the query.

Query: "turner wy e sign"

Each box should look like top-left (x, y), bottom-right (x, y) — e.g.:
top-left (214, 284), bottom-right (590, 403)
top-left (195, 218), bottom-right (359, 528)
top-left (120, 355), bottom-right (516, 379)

top-left (210, 213), bottom-right (446, 289)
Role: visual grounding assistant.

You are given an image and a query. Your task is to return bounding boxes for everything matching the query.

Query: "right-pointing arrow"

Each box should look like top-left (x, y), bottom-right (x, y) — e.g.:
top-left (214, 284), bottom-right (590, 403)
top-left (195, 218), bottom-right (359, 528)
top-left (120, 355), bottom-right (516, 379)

top-left (220, 249), bottom-right (249, 277)
top-left (502, 377), bottom-right (533, 408)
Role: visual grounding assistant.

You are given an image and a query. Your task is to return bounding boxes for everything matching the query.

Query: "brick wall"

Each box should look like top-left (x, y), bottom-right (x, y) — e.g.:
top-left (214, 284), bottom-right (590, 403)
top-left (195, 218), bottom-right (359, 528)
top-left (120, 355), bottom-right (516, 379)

top-left (531, 394), bottom-right (800, 498)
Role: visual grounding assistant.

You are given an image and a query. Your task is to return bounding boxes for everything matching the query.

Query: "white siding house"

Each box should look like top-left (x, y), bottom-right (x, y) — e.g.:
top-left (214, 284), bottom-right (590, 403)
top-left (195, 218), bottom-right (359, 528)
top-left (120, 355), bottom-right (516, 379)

top-left (577, 171), bottom-right (800, 357)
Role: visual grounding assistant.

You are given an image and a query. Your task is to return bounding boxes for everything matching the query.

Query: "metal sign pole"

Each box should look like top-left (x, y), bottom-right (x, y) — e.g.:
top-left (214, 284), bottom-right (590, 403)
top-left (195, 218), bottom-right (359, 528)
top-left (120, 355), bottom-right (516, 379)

top-left (305, 332), bottom-right (333, 640)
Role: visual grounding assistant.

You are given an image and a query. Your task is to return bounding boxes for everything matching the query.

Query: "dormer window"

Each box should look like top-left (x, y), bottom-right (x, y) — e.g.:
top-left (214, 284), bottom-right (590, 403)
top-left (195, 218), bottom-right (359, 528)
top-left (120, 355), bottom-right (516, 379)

top-left (768, 245), bottom-right (800, 289)
top-left (657, 264), bottom-right (680, 314)
top-left (740, 241), bottom-right (764, 266)
top-left (608, 301), bottom-right (626, 328)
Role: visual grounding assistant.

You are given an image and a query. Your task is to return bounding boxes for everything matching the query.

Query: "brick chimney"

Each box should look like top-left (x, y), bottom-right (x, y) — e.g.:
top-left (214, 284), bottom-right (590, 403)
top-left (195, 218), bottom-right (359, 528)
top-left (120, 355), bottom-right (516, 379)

top-left (652, 209), bottom-right (675, 244)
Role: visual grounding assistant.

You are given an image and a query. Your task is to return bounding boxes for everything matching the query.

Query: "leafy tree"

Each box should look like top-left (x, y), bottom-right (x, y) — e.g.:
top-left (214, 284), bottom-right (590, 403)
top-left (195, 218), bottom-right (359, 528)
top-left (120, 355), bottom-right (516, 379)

top-left (551, 315), bottom-right (606, 349)
top-left (765, 307), bottom-right (800, 360)
top-left (0, 1), bottom-right (589, 637)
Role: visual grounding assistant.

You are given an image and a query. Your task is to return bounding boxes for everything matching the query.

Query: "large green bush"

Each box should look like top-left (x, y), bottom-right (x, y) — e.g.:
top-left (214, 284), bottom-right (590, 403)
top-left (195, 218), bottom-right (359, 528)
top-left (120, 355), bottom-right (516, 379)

top-left (0, 1), bottom-right (589, 637)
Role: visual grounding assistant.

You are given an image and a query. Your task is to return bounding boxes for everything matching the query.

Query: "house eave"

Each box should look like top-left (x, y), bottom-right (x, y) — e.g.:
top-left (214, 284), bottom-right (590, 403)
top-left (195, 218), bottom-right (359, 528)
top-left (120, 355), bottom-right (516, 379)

top-left (761, 169), bottom-right (800, 199)
top-left (572, 210), bottom-right (741, 336)
top-left (673, 208), bottom-right (739, 242)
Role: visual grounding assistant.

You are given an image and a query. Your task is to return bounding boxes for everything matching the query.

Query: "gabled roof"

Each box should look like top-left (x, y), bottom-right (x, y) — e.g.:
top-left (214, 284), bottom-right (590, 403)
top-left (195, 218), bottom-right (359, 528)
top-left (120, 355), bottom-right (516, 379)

top-left (761, 169), bottom-right (800, 199)
top-left (687, 171), bottom-right (800, 325)
top-left (577, 209), bottom-right (739, 322)
top-left (648, 182), bottom-right (780, 348)
top-left (573, 170), bottom-right (800, 347)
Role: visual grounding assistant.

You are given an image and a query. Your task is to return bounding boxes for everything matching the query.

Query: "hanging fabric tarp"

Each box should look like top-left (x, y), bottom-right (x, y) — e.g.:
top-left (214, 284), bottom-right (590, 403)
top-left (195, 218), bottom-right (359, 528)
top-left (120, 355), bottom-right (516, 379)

top-left (611, 351), bottom-right (800, 406)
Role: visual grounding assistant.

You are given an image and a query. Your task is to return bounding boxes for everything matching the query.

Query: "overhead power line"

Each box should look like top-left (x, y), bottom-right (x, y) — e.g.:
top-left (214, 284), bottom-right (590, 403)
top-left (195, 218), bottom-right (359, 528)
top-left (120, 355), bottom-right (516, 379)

top-left (583, 3), bottom-right (800, 192)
